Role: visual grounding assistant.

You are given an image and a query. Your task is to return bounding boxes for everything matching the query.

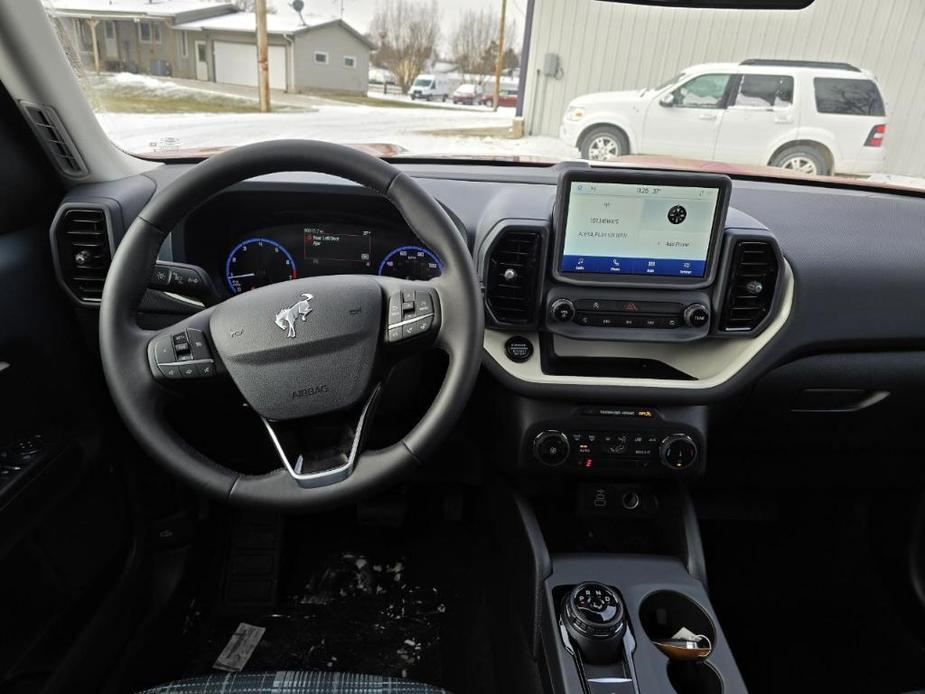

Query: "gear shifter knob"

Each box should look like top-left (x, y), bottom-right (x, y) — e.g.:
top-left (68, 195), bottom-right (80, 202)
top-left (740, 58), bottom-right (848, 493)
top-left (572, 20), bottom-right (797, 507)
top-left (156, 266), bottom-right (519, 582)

top-left (561, 582), bottom-right (626, 664)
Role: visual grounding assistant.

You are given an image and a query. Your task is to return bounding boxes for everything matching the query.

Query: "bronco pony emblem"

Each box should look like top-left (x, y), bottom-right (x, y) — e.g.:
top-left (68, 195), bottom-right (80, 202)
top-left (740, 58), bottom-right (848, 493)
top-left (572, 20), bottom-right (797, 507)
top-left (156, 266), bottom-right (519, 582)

top-left (275, 293), bottom-right (313, 338)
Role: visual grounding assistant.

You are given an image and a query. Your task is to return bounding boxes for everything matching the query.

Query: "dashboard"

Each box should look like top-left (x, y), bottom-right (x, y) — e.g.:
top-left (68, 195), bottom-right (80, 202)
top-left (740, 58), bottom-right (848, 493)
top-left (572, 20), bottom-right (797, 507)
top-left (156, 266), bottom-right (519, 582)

top-left (175, 189), bottom-right (443, 298)
top-left (48, 160), bottom-right (925, 490)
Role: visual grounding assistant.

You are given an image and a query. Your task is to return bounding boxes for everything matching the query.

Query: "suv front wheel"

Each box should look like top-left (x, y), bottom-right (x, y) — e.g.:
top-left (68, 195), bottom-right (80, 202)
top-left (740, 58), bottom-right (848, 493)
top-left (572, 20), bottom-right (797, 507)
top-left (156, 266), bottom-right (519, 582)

top-left (771, 144), bottom-right (830, 176)
top-left (580, 126), bottom-right (629, 162)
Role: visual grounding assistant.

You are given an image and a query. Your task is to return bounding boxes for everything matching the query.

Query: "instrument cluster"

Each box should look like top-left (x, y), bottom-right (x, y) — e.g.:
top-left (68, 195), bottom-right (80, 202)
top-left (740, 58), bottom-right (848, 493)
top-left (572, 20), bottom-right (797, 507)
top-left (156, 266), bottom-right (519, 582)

top-left (222, 223), bottom-right (442, 295)
top-left (178, 191), bottom-right (445, 297)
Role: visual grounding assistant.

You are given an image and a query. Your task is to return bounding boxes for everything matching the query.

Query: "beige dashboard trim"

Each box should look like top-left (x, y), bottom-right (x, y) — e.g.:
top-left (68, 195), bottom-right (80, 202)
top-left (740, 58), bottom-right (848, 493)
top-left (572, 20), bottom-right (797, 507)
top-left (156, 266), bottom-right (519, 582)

top-left (483, 261), bottom-right (793, 389)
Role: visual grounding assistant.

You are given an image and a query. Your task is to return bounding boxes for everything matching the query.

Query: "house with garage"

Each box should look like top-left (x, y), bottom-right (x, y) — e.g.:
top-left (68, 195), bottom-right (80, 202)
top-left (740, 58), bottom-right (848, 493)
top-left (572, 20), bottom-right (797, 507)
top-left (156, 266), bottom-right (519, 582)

top-left (46, 0), bottom-right (374, 94)
top-left (45, 0), bottom-right (236, 76)
top-left (172, 11), bottom-right (375, 94)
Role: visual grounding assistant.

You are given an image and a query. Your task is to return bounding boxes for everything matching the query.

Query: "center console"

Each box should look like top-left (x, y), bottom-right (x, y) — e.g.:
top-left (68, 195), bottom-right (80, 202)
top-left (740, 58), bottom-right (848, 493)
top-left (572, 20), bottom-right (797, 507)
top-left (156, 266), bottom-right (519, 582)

top-left (478, 166), bottom-right (788, 483)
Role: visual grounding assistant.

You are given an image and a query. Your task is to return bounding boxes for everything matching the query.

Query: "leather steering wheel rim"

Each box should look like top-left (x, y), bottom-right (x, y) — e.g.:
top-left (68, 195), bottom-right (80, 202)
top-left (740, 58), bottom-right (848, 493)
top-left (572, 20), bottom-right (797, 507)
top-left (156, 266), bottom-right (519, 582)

top-left (99, 140), bottom-right (483, 512)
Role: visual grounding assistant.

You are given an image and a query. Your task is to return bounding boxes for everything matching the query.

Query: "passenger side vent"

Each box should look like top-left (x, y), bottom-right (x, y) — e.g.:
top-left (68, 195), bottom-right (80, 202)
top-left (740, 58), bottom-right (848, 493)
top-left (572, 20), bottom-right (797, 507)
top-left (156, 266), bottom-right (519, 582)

top-left (22, 104), bottom-right (88, 177)
top-left (485, 228), bottom-right (542, 325)
top-left (719, 240), bottom-right (780, 332)
top-left (53, 207), bottom-right (112, 303)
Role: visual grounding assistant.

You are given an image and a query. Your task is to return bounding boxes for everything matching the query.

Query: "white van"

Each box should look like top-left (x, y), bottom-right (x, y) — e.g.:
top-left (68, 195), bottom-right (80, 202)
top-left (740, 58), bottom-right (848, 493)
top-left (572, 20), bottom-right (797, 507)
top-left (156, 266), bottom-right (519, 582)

top-left (560, 59), bottom-right (888, 176)
top-left (410, 74), bottom-right (459, 101)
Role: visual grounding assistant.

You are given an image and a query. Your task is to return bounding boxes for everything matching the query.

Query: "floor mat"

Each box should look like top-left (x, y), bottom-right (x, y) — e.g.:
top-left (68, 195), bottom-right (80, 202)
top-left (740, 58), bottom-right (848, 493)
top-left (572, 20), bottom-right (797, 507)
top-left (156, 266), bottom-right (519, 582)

top-left (699, 491), bottom-right (925, 694)
top-left (177, 519), bottom-right (485, 689)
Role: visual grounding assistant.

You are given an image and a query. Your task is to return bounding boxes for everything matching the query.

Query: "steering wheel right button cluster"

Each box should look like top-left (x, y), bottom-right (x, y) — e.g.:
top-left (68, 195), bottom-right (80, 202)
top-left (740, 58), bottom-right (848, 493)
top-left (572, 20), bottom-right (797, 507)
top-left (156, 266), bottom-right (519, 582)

top-left (385, 287), bottom-right (438, 343)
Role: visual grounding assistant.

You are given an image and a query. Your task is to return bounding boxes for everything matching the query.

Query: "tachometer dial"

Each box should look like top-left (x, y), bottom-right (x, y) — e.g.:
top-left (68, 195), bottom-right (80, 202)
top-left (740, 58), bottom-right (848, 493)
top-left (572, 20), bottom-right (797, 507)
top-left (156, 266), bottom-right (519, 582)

top-left (377, 245), bottom-right (442, 281)
top-left (225, 237), bottom-right (297, 294)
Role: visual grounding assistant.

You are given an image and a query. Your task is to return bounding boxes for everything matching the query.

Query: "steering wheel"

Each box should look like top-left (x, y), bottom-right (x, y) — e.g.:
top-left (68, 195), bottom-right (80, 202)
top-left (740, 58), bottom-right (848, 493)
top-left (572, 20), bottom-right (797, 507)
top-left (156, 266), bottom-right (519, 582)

top-left (99, 140), bottom-right (483, 512)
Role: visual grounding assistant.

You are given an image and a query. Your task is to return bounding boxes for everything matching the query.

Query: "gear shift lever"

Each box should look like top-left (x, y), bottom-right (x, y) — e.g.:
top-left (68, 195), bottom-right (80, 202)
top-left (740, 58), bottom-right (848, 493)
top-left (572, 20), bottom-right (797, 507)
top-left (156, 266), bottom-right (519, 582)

top-left (560, 582), bottom-right (627, 665)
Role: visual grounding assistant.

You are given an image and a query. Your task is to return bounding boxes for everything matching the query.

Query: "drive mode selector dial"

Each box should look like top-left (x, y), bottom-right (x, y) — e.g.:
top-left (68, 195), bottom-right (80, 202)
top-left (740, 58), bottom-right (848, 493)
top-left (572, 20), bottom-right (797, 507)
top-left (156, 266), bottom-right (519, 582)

top-left (561, 582), bottom-right (626, 665)
top-left (660, 434), bottom-right (698, 470)
top-left (533, 431), bottom-right (570, 466)
top-left (550, 298), bottom-right (576, 323)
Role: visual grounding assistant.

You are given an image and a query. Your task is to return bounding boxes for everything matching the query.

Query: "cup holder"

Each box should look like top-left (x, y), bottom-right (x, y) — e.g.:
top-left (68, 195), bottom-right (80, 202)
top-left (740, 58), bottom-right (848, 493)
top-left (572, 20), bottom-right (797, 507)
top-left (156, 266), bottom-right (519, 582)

top-left (667, 661), bottom-right (723, 694)
top-left (639, 590), bottom-right (717, 645)
top-left (639, 591), bottom-right (721, 693)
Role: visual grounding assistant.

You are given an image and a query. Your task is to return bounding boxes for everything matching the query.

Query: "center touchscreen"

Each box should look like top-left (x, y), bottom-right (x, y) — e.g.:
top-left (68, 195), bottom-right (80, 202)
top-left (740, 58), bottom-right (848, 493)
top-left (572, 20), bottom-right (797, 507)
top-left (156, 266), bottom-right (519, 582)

top-left (560, 181), bottom-right (720, 278)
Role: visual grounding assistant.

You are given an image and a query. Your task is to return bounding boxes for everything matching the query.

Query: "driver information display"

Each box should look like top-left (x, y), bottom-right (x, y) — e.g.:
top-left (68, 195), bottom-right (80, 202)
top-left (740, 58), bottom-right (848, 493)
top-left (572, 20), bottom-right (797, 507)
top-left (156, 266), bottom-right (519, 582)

top-left (560, 182), bottom-right (719, 277)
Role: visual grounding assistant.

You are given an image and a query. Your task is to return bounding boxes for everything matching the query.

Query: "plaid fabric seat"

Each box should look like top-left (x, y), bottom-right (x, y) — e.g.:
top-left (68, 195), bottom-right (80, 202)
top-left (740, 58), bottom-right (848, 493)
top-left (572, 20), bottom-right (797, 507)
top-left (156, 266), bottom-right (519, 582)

top-left (139, 671), bottom-right (448, 694)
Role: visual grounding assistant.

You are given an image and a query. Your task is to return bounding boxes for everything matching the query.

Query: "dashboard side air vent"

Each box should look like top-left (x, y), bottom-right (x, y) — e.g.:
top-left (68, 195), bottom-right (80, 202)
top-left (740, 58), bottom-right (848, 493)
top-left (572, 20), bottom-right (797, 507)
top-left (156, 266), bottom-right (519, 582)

top-left (719, 240), bottom-right (780, 332)
top-left (53, 207), bottom-right (112, 304)
top-left (22, 103), bottom-right (88, 177)
top-left (485, 228), bottom-right (542, 325)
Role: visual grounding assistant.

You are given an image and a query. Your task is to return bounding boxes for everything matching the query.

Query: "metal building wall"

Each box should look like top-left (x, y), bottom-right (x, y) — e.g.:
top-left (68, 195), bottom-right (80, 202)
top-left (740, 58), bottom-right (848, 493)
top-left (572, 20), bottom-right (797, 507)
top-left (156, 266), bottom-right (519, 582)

top-left (522, 0), bottom-right (925, 176)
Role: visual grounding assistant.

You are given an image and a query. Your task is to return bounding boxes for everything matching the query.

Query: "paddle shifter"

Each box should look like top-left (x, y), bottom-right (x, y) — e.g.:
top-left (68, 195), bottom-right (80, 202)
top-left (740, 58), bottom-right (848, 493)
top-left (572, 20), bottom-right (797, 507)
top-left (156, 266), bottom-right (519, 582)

top-left (561, 582), bottom-right (627, 665)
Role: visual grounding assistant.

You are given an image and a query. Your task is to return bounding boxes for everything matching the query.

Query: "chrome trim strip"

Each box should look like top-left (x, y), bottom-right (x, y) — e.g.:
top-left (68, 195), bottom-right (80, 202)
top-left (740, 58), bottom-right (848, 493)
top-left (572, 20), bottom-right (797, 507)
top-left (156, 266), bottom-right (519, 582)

top-left (389, 312), bottom-right (434, 329)
top-left (260, 386), bottom-right (380, 489)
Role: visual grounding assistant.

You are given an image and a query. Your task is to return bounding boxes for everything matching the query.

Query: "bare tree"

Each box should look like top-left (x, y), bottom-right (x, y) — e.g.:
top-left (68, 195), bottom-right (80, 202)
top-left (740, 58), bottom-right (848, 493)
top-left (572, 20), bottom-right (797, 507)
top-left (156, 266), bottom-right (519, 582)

top-left (450, 10), bottom-right (519, 85)
top-left (369, 0), bottom-right (440, 94)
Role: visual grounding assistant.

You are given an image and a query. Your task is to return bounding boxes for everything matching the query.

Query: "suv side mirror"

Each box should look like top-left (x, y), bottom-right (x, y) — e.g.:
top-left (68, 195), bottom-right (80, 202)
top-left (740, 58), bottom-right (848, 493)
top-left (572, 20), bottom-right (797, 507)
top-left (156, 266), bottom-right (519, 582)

top-left (659, 92), bottom-right (676, 107)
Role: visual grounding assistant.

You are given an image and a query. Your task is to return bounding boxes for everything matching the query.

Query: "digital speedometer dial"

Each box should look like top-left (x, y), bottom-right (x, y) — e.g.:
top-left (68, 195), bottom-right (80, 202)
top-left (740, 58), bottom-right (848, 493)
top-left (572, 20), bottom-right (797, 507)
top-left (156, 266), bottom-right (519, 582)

top-left (225, 237), bottom-right (297, 294)
top-left (377, 245), bottom-right (442, 281)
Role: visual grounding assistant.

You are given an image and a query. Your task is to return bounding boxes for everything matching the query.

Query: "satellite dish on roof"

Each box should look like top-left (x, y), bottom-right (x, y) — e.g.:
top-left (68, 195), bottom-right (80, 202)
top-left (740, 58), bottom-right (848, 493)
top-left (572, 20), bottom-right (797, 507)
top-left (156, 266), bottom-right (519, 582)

top-left (291, 0), bottom-right (306, 25)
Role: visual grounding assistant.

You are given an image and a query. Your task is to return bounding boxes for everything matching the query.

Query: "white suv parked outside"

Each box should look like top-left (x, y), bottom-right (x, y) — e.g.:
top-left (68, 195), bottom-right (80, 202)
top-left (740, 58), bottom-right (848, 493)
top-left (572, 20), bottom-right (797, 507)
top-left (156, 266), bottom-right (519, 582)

top-left (560, 59), bottom-right (887, 176)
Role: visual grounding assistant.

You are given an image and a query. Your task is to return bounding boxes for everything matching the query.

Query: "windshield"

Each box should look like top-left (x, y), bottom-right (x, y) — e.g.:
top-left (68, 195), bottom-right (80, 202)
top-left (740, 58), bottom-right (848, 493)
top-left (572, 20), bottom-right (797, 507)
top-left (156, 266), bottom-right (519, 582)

top-left (43, 0), bottom-right (923, 191)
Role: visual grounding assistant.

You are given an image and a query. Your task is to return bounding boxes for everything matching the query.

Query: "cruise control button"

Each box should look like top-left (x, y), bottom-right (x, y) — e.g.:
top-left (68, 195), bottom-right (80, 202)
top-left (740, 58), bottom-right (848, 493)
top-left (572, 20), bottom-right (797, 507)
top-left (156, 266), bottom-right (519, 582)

top-left (401, 289), bottom-right (416, 303)
top-left (415, 292), bottom-right (433, 315)
top-left (178, 363), bottom-right (198, 378)
top-left (388, 293), bottom-right (402, 325)
top-left (187, 329), bottom-right (211, 359)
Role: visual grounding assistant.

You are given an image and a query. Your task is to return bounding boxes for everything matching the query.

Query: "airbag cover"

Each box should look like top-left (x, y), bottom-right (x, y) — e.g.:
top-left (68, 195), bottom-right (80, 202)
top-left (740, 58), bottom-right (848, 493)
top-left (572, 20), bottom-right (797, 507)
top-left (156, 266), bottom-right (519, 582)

top-left (210, 275), bottom-right (381, 420)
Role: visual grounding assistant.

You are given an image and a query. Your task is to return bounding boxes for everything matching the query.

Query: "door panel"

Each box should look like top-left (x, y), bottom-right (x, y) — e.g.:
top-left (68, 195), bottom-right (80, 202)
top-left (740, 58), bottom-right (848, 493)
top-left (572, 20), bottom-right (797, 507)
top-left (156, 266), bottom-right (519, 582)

top-left (641, 73), bottom-right (732, 159)
top-left (715, 74), bottom-right (798, 165)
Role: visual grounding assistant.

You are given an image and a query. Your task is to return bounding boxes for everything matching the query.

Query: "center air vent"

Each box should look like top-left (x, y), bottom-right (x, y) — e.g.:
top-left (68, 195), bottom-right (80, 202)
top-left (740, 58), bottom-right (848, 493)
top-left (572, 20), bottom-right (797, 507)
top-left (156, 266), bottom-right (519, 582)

top-left (719, 240), bottom-right (779, 332)
top-left (53, 207), bottom-right (112, 303)
top-left (485, 228), bottom-right (542, 325)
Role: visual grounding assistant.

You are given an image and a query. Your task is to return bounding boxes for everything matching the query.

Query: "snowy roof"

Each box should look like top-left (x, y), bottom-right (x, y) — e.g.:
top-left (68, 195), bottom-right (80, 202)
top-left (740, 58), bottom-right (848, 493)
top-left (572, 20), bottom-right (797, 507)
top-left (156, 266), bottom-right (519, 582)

top-left (44, 0), bottom-right (235, 20)
top-left (174, 11), bottom-right (375, 47)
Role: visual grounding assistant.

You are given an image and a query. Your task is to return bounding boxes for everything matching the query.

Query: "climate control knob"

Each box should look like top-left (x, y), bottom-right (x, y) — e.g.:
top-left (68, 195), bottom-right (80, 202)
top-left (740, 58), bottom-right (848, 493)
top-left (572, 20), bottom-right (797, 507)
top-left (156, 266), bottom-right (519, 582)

top-left (660, 434), bottom-right (698, 470)
top-left (550, 298), bottom-right (576, 323)
top-left (683, 303), bottom-right (710, 328)
top-left (533, 430), bottom-right (570, 466)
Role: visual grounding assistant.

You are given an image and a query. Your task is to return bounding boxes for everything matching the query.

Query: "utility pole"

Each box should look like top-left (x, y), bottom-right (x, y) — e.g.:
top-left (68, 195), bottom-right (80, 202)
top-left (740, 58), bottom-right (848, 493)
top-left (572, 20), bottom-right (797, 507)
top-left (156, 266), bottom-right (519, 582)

top-left (87, 19), bottom-right (101, 74)
top-left (492, 0), bottom-right (507, 111)
top-left (256, 0), bottom-right (271, 112)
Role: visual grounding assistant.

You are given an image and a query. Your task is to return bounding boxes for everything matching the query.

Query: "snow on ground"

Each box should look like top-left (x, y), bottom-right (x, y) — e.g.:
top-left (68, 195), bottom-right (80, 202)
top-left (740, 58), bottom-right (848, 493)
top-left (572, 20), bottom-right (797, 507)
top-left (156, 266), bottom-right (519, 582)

top-left (100, 104), bottom-right (577, 160)
top-left (101, 72), bottom-right (255, 101)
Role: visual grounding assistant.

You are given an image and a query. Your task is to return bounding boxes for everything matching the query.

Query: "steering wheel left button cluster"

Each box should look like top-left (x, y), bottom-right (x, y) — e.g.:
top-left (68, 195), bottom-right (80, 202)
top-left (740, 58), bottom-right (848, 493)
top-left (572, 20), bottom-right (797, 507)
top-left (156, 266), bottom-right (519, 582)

top-left (151, 328), bottom-right (216, 380)
top-left (385, 287), bottom-right (438, 343)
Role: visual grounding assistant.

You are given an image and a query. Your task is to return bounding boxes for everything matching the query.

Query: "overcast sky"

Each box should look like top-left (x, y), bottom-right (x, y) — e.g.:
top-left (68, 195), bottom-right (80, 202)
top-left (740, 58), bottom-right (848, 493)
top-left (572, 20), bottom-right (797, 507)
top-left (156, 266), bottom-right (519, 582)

top-left (279, 0), bottom-right (527, 50)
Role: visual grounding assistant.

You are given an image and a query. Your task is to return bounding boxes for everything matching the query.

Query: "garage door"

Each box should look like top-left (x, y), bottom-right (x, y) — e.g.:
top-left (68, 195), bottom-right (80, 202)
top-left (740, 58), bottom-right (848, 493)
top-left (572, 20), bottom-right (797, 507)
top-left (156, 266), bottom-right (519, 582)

top-left (213, 41), bottom-right (287, 91)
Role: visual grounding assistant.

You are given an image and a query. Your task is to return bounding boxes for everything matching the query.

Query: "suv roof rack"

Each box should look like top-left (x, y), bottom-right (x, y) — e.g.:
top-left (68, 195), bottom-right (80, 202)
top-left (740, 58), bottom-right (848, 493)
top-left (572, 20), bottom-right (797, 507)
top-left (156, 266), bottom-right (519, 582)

top-left (740, 59), bottom-right (861, 72)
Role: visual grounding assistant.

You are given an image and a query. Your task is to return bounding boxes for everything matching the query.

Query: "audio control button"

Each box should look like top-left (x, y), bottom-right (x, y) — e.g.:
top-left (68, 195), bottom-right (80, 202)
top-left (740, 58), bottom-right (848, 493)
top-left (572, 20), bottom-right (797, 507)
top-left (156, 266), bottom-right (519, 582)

top-left (683, 303), bottom-right (710, 328)
top-left (551, 299), bottom-right (576, 323)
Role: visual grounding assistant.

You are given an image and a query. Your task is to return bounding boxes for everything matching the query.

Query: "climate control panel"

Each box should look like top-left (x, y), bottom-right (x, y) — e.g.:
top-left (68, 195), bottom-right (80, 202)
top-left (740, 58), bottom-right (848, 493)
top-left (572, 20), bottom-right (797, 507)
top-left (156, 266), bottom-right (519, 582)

top-left (543, 287), bottom-right (713, 343)
top-left (533, 427), bottom-right (699, 474)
